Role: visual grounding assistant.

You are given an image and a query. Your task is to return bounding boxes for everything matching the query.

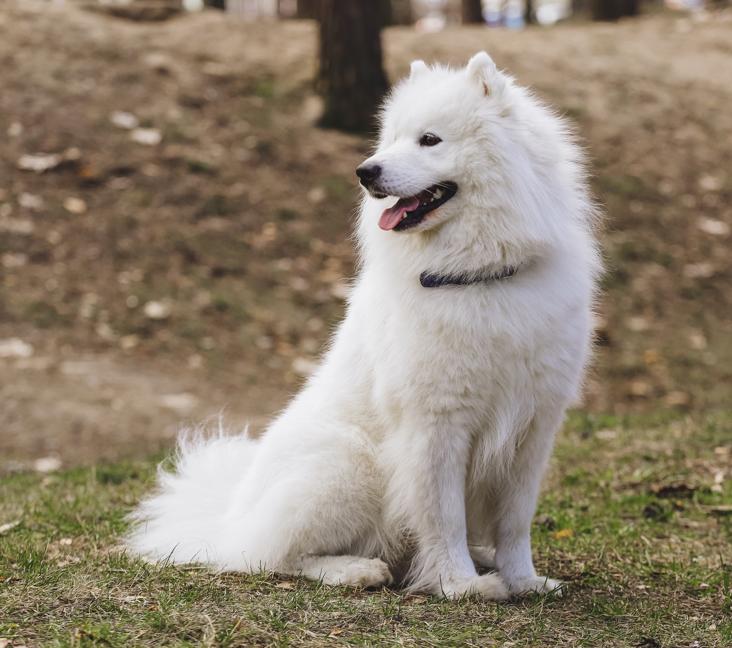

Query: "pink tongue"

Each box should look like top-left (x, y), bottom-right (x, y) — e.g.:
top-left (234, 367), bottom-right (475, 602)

top-left (378, 197), bottom-right (420, 231)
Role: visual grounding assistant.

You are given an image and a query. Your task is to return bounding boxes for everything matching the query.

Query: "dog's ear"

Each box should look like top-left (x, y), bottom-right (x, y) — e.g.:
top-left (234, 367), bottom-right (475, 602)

top-left (409, 60), bottom-right (429, 80)
top-left (466, 51), bottom-right (504, 97)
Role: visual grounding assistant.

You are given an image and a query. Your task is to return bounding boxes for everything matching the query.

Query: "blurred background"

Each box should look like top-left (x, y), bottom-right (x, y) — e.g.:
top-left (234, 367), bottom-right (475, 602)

top-left (0, 0), bottom-right (730, 472)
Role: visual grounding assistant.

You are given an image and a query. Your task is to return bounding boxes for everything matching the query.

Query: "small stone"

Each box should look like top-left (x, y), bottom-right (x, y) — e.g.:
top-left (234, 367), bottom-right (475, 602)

top-left (7, 121), bottom-right (23, 137)
top-left (143, 300), bottom-right (171, 320)
top-left (0, 218), bottom-right (34, 235)
top-left (330, 281), bottom-right (350, 300)
top-left (33, 456), bottom-right (62, 473)
top-left (688, 330), bottom-right (707, 350)
top-left (0, 338), bottom-right (34, 358)
top-left (131, 128), bottom-right (162, 146)
top-left (17, 152), bottom-right (62, 173)
top-left (628, 380), bottom-right (651, 397)
top-left (144, 52), bottom-right (173, 74)
top-left (2, 253), bottom-right (28, 268)
top-left (159, 393), bottom-right (199, 414)
top-left (120, 335), bottom-right (139, 350)
top-left (292, 357), bottom-right (317, 377)
top-left (187, 354), bottom-right (203, 369)
top-left (626, 316), bottom-right (649, 332)
top-left (665, 391), bottom-right (690, 407)
top-left (63, 197), bottom-right (87, 214)
top-left (95, 322), bottom-right (116, 341)
top-left (110, 111), bottom-right (139, 130)
top-left (683, 263), bottom-right (715, 279)
top-left (697, 217), bottom-right (729, 237)
top-left (19, 192), bottom-right (44, 210)
top-left (307, 186), bottom-right (326, 204)
top-left (698, 174), bottom-right (723, 192)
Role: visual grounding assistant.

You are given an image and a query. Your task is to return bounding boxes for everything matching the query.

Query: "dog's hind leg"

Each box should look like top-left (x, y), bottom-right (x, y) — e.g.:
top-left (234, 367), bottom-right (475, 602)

top-left (224, 423), bottom-right (392, 584)
top-left (281, 554), bottom-right (392, 588)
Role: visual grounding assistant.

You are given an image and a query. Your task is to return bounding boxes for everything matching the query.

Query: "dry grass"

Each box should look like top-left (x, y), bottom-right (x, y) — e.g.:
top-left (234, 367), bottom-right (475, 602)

top-left (1, 412), bottom-right (731, 646)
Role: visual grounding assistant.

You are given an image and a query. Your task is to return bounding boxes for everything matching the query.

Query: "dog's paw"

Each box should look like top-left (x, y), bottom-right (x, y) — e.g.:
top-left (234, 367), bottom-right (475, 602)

top-left (335, 557), bottom-right (393, 588)
top-left (508, 575), bottom-right (564, 597)
top-left (441, 572), bottom-right (510, 601)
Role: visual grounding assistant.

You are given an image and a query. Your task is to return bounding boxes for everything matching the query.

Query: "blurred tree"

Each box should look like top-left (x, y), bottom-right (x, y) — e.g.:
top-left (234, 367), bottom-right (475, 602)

top-left (318, 0), bottom-right (389, 132)
top-left (591, 0), bottom-right (639, 20)
top-left (462, 0), bottom-right (484, 22)
top-left (389, 0), bottom-right (414, 24)
top-left (297, 0), bottom-right (320, 18)
top-left (525, 0), bottom-right (535, 23)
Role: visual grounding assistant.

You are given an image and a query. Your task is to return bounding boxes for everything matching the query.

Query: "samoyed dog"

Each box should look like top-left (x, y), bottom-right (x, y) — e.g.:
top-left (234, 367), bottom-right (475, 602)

top-left (127, 52), bottom-right (600, 599)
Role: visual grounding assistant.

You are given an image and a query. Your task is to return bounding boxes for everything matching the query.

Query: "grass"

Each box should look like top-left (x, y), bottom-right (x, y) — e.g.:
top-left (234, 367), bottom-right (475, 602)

top-left (1, 412), bottom-right (730, 647)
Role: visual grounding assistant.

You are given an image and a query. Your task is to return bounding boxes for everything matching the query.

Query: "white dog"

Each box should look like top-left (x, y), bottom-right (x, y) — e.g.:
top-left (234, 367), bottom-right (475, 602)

top-left (128, 52), bottom-right (600, 599)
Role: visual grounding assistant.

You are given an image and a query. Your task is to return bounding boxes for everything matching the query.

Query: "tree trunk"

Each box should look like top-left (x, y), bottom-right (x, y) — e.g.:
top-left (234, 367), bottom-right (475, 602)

top-left (297, 0), bottom-right (319, 18)
top-left (462, 0), bottom-right (484, 23)
top-left (525, 0), bottom-right (534, 24)
top-left (318, 0), bottom-right (389, 133)
top-left (591, 0), bottom-right (640, 20)
top-left (390, 0), bottom-right (413, 24)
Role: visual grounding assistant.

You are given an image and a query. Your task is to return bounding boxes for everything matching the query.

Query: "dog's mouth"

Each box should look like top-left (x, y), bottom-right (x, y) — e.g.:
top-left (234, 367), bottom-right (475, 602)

top-left (377, 182), bottom-right (458, 232)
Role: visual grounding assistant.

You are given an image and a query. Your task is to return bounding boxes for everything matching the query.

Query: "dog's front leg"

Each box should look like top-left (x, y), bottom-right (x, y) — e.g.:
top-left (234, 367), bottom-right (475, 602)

top-left (395, 416), bottom-right (508, 600)
top-left (493, 411), bottom-right (564, 596)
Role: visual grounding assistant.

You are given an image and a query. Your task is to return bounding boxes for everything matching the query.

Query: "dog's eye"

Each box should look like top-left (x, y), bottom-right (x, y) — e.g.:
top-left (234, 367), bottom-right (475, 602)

top-left (419, 133), bottom-right (442, 147)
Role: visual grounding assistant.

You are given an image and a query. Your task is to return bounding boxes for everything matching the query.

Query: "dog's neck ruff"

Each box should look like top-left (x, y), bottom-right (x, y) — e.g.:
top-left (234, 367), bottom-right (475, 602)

top-left (420, 265), bottom-right (518, 288)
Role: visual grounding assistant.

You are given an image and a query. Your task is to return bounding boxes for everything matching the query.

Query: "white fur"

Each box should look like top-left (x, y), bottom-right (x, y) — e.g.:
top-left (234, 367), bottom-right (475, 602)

top-left (127, 52), bottom-right (601, 599)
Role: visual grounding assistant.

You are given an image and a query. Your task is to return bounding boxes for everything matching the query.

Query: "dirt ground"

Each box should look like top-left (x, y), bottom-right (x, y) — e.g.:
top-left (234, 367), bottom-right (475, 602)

top-left (1, 3), bottom-right (730, 470)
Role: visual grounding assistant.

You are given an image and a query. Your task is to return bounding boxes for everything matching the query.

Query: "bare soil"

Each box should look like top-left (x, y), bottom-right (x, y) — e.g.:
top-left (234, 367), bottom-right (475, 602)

top-left (1, 3), bottom-right (730, 470)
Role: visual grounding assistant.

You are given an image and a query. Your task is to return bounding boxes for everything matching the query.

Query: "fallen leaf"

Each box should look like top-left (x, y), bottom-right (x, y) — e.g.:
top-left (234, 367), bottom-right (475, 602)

top-left (553, 528), bottom-right (574, 540)
top-left (651, 483), bottom-right (696, 499)
top-left (708, 505), bottom-right (732, 517)
top-left (0, 520), bottom-right (21, 535)
top-left (275, 581), bottom-right (295, 589)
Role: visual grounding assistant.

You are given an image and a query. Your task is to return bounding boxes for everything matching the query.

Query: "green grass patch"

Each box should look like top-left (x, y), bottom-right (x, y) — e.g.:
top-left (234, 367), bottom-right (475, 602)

top-left (1, 413), bottom-right (730, 646)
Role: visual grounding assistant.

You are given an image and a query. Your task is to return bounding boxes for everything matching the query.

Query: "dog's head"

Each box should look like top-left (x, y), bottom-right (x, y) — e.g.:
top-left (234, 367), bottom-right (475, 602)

top-left (357, 52), bottom-right (510, 234)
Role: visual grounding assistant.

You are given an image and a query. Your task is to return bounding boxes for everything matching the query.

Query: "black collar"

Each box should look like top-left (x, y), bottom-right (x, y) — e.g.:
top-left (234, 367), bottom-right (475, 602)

top-left (420, 265), bottom-right (518, 288)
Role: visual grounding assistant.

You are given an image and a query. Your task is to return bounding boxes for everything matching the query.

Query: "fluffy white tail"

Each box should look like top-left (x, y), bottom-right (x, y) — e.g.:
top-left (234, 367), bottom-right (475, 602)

top-left (126, 425), bottom-right (259, 568)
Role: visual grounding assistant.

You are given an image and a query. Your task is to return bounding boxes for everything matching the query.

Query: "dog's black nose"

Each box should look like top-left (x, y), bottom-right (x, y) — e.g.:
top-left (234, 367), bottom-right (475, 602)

top-left (356, 164), bottom-right (381, 188)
